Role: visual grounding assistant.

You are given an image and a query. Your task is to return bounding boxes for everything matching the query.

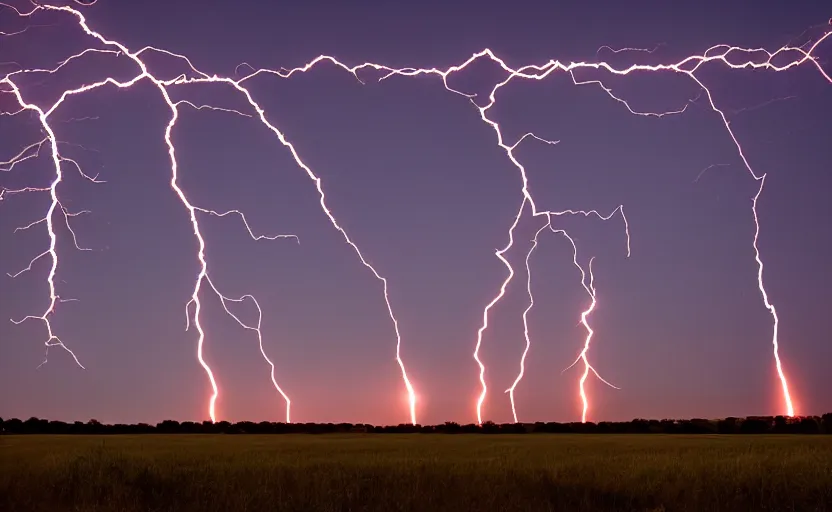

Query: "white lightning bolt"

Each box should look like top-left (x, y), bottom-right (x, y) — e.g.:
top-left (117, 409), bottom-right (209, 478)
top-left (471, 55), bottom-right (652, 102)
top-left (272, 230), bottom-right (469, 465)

top-left (3, 1), bottom-right (828, 424)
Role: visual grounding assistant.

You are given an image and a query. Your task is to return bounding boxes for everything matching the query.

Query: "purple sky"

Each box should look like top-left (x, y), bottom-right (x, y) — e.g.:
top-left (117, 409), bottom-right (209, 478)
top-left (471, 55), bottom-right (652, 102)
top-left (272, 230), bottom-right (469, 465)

top-left (1, 0), bottom-right (830, 426)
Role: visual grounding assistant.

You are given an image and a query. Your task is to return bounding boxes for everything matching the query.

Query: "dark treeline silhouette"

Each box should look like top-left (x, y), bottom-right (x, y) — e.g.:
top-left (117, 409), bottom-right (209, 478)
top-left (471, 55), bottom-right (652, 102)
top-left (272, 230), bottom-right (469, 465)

top-left (2, 414), bottom-right (832, 434)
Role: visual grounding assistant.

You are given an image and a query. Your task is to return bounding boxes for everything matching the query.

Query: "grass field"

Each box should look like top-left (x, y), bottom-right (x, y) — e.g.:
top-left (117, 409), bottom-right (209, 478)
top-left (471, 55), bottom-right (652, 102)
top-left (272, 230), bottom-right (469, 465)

top-left (1, 434), bottom-right (831, 511)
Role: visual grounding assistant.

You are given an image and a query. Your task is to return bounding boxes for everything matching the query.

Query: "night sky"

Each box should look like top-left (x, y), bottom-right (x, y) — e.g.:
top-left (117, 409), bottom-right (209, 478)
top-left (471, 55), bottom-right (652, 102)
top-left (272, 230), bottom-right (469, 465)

top-left (1, 0), bottom-right (830, 426)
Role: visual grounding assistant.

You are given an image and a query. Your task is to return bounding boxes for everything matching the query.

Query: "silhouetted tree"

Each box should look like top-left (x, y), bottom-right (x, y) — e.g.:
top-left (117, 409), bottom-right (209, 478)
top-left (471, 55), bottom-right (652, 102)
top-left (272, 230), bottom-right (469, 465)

top-left (479, 421), bottom-right (498, 434)
top-left (441, 421), bottom-right (461, 434)
top-left (739, 417), bottom-right (768, 434)
top-left (798, 417), bottom-right (820, 434)
top-left (0, 413), bottom-right (829, 435)
top-left (4, 418), bottom-right (22, 433)
top-left (772, 415), bottom-right (788, 433)
top-left (821, 413), bottom-right (832, 434)
top-left (157, 420), bottom-right (180, 433)
top-left (717, 417), bottom-right (738, 434)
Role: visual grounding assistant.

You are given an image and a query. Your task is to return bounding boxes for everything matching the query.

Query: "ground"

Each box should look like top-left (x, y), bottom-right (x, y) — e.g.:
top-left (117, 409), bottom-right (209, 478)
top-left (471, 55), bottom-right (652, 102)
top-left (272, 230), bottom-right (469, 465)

top-left (1, 434), bottom-right (830, 511)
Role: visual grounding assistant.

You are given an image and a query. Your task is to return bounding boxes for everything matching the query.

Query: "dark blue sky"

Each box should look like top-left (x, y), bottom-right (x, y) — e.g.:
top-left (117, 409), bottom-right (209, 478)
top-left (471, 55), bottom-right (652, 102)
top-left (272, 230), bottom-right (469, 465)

top-left (1, 0), bottom-right (830, 426)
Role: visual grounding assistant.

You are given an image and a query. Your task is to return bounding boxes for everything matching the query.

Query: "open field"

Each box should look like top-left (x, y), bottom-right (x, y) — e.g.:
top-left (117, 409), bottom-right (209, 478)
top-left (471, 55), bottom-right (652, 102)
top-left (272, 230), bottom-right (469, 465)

top-left (2, 434), bottom-right (831, 511)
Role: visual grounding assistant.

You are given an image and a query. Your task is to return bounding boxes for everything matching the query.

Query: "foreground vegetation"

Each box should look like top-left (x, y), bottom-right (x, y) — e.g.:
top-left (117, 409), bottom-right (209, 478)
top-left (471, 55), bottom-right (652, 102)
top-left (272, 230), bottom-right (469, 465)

top-left (2, 434), bottom-right (831, 511)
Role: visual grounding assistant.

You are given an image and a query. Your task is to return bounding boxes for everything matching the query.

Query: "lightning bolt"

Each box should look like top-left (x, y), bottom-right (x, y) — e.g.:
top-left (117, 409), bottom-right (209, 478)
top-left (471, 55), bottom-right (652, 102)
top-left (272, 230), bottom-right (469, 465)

top-left (505, 206), bottom-right (629, 425)
top-left (558, 241), bottom-right (622, 425)
top-left (1, 2), bottom-right (300, 423)
top-left (405, 38), bottom-right (827, 422)
top-left (3, 1), bottom-right (828, 424)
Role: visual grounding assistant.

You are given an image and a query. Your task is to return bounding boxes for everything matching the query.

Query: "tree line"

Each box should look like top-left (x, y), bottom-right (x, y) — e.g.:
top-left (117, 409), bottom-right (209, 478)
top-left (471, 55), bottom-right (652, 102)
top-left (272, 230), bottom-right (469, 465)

top-left (2, 414), bottom-right (831, 434)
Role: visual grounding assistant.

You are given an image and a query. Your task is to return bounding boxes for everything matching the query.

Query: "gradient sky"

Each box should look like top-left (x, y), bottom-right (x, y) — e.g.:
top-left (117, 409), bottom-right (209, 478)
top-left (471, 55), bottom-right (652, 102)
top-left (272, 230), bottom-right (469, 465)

top-left (1, 0), bottom-right (830, 426)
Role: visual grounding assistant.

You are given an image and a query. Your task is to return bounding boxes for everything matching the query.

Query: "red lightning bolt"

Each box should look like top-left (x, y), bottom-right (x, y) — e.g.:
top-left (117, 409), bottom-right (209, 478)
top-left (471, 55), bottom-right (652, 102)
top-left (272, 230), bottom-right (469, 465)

top-left (3, 1), bottom-right (829, 424)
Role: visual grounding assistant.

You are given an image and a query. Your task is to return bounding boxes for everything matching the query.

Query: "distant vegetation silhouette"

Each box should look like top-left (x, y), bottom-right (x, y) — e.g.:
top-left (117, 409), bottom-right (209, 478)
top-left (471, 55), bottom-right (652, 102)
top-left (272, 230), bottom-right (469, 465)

top-left (2, 414), bottom-right (831, 434)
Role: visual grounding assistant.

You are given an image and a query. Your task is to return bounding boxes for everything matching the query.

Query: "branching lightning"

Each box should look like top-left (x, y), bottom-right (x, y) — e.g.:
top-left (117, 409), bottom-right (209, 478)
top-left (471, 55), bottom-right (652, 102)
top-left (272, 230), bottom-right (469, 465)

top-left (0, 1), bottom-right (302, 422)
top-left (504, 206), bottom-right (629, 425)
top-left (2, 1), bottom-right (829, 424)
top-left (504, 206), bottom-right (627, 424)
